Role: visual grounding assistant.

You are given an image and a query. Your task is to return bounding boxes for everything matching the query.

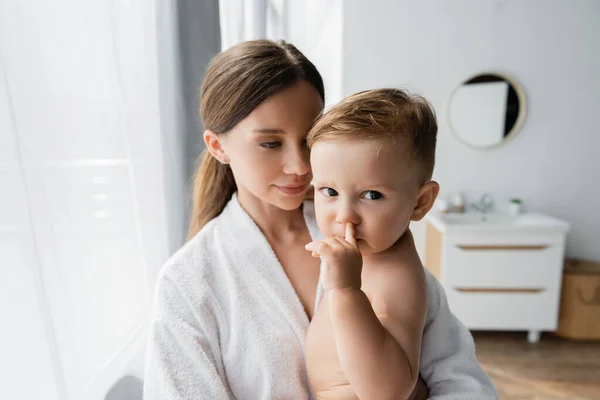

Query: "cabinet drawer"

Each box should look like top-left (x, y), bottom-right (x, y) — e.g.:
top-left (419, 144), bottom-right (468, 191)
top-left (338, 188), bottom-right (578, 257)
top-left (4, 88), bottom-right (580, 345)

top-left (444, 244), bottom-right (561, 289)
top-left (446, 287), bottom-right (559, 330)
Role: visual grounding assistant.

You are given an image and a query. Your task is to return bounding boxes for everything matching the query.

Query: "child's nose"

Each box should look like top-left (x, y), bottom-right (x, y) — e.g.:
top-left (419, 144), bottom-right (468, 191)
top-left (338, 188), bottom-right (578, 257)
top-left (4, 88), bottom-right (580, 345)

top-left (335, 204), bottom-right (360, 226)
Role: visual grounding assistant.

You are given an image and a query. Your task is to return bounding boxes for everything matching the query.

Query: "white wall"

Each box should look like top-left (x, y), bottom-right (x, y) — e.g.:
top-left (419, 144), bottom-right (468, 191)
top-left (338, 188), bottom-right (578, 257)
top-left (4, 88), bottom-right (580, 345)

top-left (342, 0), bottom-right (600, 261)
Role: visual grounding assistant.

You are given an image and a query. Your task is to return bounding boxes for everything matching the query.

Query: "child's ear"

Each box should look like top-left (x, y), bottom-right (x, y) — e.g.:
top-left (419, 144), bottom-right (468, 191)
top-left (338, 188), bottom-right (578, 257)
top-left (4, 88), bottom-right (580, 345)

top-left (411, 181), bottom-right (440, 221)
top-left (203, 130), bottom-right (230, 164)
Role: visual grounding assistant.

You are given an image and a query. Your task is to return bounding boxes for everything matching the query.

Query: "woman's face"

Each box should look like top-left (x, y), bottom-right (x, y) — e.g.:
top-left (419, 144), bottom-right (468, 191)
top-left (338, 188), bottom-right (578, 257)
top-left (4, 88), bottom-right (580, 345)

top-left (216, 81), bottom-right (324, 211)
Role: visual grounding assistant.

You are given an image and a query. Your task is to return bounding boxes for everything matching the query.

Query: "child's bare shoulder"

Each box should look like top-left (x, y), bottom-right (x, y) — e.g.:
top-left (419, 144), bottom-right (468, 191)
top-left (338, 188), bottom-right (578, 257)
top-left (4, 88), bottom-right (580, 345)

top-left (365, 250), bottom-right (425, 304)
top-left (370, 241), bottom-right (424, 278)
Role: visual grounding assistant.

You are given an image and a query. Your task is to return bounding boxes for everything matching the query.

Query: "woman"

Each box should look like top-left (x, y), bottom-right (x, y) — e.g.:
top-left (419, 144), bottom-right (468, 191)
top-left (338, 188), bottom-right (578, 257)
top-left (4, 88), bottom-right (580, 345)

top-left (143, 39), bottom-right (496, 399)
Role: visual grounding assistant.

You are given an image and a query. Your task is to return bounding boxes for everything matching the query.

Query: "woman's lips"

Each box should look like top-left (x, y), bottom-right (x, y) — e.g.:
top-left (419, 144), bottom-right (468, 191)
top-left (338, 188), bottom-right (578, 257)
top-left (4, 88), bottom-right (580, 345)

top-left (275, 183), bottom-right (308, 196)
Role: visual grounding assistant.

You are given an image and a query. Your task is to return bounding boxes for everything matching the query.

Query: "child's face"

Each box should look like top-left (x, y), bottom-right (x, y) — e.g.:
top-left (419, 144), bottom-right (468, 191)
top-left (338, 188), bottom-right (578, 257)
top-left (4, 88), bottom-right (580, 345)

top-left (311, 138), bottom-right (422, 256)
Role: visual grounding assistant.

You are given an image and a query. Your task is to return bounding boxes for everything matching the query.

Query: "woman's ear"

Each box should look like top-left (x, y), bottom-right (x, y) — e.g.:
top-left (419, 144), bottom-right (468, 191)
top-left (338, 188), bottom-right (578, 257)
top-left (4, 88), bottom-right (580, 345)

top-left (411, 181), bottom-right (440, 221)
top-left (203, 130), bottom-right (230, 164)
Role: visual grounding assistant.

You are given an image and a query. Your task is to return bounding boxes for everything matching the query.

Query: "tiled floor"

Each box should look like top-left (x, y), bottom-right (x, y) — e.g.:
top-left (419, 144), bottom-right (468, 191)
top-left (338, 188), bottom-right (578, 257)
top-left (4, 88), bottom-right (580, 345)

top-left (473, 331), bottom-right (600, 400)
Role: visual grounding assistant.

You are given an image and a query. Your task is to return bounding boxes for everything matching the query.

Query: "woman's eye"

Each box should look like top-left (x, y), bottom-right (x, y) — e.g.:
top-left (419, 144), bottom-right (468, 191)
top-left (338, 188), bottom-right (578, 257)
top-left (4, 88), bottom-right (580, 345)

top-left (363, 191), bottom-right (383, 200)
top-left (320, 187), bottom-right (338, 197)
top-left (259, 142), bottom-right (281, 149)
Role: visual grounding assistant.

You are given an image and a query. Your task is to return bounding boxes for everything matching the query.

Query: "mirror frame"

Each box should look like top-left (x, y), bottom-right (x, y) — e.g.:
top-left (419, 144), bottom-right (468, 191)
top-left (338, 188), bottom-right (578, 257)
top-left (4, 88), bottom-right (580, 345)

top-left (447, 71), bottom-right (527, 150)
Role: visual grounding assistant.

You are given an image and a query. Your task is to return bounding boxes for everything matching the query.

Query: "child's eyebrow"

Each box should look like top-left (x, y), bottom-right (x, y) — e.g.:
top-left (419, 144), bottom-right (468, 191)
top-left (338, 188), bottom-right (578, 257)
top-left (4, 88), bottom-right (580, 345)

top-left (359, 184), bottom-right (394, 191)
top-left (313, 182), bottom-right (395, 192)
top-left (311, 179), bottom-right (336, 187)
top-left (311, 180), bottom-right (330, 186)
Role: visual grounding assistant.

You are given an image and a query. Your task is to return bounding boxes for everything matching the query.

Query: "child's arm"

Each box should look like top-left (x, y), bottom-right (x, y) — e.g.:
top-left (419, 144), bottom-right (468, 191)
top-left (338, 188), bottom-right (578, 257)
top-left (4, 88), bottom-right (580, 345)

top-left (306, 226), bottom-right (427, 399)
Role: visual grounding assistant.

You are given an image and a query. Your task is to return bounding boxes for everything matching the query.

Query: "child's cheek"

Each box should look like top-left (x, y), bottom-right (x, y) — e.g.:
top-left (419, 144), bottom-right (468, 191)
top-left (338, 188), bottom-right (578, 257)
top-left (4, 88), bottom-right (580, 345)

top-left (314, 204), bottom-right (333, 236)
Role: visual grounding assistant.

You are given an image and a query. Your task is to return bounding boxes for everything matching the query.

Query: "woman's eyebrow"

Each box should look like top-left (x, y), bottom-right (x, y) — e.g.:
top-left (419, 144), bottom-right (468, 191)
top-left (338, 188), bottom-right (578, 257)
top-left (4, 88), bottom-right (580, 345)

top-left (252, 128), bottom-right (285, 134)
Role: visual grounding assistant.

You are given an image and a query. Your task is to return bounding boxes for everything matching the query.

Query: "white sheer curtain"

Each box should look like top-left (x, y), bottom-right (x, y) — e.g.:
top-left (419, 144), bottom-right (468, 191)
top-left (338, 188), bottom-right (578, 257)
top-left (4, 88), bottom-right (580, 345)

top-left (219, 0), bottom-right (264, 49)
top-left (219, 0), bottom-right (293, 49)
top-left (217, 0), bottom-right (343, 106)
top-left (0, 0), bottom-right (225, 398)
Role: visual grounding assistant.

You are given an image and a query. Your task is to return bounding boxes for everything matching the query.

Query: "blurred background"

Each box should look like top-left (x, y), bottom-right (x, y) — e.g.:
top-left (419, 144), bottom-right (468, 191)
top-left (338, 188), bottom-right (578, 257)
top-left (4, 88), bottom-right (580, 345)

top-left (0, 1), bottom-right (598, 399)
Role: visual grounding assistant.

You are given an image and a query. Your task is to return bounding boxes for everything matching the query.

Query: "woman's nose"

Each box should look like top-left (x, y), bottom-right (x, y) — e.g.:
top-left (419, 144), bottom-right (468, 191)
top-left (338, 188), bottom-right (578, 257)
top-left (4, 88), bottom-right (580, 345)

top-left (283, 146), bottom-right (310, 176)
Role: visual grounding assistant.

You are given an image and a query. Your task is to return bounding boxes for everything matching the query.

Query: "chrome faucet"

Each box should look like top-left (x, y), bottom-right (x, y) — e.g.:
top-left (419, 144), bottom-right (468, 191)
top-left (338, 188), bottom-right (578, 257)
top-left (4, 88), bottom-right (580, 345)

top-left (471, 193), bottom-right (494, 214)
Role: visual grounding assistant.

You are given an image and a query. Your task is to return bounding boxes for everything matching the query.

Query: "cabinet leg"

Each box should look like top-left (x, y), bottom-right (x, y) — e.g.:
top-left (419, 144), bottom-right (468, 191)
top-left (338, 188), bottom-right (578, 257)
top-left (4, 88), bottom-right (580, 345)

top-left (527, 330), bottom-right (541, 343)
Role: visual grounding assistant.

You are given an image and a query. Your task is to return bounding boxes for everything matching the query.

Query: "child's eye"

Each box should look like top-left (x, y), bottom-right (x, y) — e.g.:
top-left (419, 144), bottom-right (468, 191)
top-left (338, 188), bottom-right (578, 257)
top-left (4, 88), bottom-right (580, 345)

top-left (362, 191), bottom-right (383, 200)
top-left (259, 142), bottom-right (281, 149)
top-left (320, 187), bottom-right (338, 197)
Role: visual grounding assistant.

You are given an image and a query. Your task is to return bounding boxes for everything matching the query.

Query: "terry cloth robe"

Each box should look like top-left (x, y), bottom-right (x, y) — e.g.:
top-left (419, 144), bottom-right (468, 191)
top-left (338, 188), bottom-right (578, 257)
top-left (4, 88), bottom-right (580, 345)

top-left (143, 193), bottom-right (497, 399)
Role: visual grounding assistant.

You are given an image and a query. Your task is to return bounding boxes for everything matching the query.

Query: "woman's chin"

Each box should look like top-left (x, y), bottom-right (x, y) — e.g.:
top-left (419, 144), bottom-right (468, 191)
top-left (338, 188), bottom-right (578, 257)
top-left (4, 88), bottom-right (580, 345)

top-left (269, 192), bottom-right (305, 210)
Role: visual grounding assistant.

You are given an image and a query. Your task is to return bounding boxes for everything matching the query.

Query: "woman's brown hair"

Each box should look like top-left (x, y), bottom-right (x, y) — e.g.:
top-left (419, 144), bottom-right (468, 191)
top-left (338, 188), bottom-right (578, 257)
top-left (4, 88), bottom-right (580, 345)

top-left (188, 40), bottom-right (325, 238)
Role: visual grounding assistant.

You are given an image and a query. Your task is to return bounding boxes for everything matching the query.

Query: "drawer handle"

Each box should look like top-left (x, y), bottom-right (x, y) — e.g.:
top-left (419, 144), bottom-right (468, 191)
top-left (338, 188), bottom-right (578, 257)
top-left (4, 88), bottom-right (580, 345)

top-left (577, 287), bottom-right (600, 306)
top-left (455, 287), bottom-right (545, 294)
top-left (457, 245), bottom-right (548, 251)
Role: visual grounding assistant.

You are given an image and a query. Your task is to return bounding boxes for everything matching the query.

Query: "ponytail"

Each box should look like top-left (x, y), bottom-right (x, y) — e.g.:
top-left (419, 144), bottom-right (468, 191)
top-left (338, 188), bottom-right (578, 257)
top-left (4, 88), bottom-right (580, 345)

top-left (187, 151), bottom-right (236, 239)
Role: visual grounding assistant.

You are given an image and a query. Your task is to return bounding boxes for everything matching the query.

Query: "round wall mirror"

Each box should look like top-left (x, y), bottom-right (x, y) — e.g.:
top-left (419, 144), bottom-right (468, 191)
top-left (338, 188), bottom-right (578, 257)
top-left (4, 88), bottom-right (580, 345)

top-left (448, 72), bottom-right (526, 149)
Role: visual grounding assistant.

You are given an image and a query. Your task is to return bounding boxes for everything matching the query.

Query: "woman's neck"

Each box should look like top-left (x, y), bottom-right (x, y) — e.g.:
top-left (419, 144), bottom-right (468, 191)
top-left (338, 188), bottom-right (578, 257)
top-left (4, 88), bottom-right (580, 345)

top-left (237, 189), bottom-right (307, 241)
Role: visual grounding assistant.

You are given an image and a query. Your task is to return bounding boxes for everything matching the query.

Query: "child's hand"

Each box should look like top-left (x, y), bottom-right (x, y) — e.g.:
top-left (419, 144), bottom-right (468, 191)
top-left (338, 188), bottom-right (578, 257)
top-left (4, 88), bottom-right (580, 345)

top-left (305, 223), bottom-right (362, 292)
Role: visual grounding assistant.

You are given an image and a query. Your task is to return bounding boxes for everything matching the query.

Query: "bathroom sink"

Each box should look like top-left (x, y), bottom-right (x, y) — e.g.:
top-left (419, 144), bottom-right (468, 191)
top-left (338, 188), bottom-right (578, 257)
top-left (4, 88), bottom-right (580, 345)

top-left (441, 213), bottom-right (515, 225)
top-left (426, 212), bottom-right (570, 233)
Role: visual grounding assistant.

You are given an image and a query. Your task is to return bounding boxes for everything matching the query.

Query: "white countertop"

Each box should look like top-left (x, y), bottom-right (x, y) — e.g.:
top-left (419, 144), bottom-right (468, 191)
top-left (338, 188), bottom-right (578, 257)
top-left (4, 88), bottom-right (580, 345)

top-left (425, 211), bottom-right (571, 234)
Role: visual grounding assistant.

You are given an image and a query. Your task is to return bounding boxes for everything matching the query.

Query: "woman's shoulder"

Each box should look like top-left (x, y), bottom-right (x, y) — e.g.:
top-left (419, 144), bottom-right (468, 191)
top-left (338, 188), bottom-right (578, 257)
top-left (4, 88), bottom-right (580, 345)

top-left (150, 218), bottom-right (228, 330)
top-left (156, 217), bottom-right (225, 296)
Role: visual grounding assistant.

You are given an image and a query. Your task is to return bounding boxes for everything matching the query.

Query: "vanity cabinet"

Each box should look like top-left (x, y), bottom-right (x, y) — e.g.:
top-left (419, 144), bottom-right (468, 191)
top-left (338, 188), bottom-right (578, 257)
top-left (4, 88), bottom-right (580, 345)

top-left (425, 212), bottom-right (570, 343)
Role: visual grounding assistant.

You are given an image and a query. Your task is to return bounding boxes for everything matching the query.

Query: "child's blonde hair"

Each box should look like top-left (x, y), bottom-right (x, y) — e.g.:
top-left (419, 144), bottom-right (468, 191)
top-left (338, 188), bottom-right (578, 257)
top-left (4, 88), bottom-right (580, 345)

top-left (307, 88), bottom-right (437, 182)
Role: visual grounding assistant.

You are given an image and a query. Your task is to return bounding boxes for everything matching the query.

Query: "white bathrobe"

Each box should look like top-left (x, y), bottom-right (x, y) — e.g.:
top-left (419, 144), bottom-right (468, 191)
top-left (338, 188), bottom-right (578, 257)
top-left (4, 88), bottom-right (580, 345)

top-left (143, 194), bottom-right (497, 399)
